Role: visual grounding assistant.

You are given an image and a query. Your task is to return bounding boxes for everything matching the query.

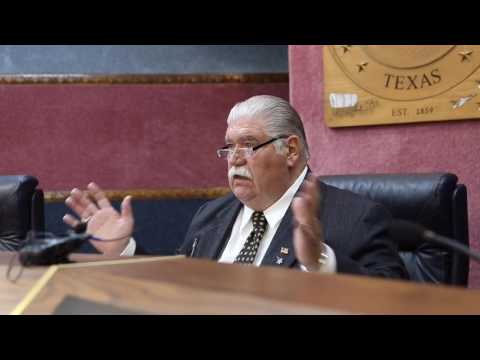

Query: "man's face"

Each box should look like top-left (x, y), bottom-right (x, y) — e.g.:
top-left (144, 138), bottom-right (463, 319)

top-left (225, 117), bottom-right (292, 210)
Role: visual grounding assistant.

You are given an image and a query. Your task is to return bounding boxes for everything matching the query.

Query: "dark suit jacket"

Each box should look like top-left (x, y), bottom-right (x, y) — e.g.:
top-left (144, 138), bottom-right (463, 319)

top-left (175, 180), bottom-right (409, 279)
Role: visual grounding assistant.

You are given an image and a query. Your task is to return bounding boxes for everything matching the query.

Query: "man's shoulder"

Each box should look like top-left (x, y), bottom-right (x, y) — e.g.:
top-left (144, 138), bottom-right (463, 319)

top-left (319, 180), bottom-right (386, 212)
top-left (191, 191), bottom-right (239, 221)
top-left (202, 191), bottom-right (238, 209)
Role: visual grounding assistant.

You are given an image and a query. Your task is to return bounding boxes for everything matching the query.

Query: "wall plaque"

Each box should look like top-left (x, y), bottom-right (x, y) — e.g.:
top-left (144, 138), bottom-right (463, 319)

top-left (323, 45), bottom-right (480, 127)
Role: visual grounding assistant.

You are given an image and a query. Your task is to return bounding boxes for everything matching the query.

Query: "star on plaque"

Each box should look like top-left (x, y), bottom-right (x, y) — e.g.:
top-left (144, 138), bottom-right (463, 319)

top-left (458, 50), bottom-right (473, 62)
top-left (275, 256), bottom-right (283, 265)
top-left (451, 94), bottom-right (476, 109)
top-left (356, 62), bottom-right (368, 72)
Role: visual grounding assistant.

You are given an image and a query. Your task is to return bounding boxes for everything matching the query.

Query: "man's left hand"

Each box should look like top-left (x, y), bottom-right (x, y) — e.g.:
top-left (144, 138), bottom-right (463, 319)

top-left (292, 175), bottom-right (326, 271)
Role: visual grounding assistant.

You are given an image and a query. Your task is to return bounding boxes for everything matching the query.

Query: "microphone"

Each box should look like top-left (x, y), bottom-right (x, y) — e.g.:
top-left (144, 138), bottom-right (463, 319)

top-left (18, 232), bottom-right (92, 267)
top-left (17, 217), bottom-right (95, 267)
top-left (388, 220), bottom-right (480, 264)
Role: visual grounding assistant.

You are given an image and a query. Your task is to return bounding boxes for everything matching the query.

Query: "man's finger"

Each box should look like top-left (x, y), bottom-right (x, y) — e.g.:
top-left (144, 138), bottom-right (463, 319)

top-left (303, 175), bottom-right (320, 212)
top-left (63, 214), bottom-right (80, 228)
top-left (292, 196), bottom-right (312, 224)
top-left (87, 182), bottom-right (112, 209)
top-left (65, 196), bottom-right (90, 219)
top-left (71, 188), bottom-right (99, 218)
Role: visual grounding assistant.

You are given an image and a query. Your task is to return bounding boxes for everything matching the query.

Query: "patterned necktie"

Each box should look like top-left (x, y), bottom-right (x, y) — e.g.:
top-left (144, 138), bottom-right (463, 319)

top-left (234, 211), bottom-right (268, 264)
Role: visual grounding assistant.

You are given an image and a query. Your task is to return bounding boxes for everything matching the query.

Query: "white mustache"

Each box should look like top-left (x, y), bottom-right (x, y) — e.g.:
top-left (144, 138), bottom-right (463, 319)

top-left (228, 166), bottom-right (253, 182)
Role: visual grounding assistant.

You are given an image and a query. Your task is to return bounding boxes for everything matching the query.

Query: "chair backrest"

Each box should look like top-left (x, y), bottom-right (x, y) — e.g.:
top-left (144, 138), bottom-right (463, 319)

top-left (319, 173), bottom-right (469, 286)
top-left (0, 175), bottom-right (45, 251)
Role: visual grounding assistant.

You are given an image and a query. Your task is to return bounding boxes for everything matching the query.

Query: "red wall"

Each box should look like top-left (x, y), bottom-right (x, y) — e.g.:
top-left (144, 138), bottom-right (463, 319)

top-left (289, 45), bottom-right (480, 288)
top-left (0, 82), bottom-right (288, 190)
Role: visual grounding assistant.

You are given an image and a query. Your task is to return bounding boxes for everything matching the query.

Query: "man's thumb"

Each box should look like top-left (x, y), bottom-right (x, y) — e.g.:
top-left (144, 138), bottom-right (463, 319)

top-left (121, 195), bottom-right (133, 219)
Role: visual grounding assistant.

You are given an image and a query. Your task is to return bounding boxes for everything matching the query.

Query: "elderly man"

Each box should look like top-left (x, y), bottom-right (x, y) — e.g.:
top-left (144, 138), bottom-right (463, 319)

top-left (63, 95), bottom-right (408, 278)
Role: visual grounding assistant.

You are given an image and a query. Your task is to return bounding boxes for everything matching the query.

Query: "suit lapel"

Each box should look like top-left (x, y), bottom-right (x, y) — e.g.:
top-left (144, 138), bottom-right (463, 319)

top-left (260, 176), bottom-right (326, 269)
top-left (195, 200), bottom-right (242, 260)
top-left (261, 207), bottom-right (297, 268)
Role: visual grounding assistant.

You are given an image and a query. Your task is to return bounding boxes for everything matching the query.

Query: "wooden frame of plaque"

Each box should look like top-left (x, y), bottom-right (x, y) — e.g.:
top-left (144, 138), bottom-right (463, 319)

top-left (323, 45), bottom-right (480, 127)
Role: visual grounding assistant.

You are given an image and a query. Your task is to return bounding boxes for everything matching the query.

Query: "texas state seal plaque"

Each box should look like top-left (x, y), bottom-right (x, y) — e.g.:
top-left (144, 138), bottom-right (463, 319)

top-left (324, 45), bottom-right (480, 127)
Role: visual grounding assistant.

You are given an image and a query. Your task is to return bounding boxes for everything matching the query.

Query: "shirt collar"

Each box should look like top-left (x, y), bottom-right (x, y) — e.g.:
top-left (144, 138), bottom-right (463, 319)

top-left (240, 166), bottom-right (308, 231)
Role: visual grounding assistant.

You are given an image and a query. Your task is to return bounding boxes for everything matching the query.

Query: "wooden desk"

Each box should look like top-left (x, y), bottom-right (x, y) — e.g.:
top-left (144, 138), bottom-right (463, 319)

top-left (0, 252), bottom-right (151, 314)
top-left (0, 252), bottom-right (46, 314)
top-left (2, 252), bottom-right (480, 314)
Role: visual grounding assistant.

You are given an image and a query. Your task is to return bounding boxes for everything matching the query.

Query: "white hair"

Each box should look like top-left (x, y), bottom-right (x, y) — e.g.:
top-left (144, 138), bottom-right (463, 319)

top-left (226, 95), bottom-right (310, 159)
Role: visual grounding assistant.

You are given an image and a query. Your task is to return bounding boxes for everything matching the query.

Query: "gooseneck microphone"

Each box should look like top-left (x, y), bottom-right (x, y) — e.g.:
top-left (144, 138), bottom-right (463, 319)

top-left (16, 219), bottom-right (93, 266)
top-left (17, 219), bottom-right (131, 267)
top-left (388, 220), bottom-right (480, 264)
top-left (18, 232), bottom-right (92, 266)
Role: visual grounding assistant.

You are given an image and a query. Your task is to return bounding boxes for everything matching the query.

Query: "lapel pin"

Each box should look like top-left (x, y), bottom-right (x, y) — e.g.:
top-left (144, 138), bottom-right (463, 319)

top-left (276, 256), bottom-right (284, 265)
top-left (280, 247), bottom-right (289, 255)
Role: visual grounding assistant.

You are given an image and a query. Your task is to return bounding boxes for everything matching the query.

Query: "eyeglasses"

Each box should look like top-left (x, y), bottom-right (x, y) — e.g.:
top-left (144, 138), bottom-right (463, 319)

top-left (216, 135), bottom-right (288, 160)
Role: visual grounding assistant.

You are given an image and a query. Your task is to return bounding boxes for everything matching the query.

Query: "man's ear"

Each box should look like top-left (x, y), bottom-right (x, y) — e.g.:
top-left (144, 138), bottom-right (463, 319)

top-left (285, 136), bottom-right (301, 167)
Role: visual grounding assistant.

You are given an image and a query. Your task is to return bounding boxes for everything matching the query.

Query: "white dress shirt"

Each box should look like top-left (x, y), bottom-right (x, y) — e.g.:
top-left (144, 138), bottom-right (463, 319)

top-left (121, 166), bottom-right (336, 273)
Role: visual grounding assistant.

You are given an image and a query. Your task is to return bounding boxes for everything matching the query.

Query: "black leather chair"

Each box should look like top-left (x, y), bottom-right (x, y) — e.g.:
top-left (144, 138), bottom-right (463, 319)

top-left (0, 175), bottom-right (45, 251)
top-left (319, 173), bottom-right (469, 286)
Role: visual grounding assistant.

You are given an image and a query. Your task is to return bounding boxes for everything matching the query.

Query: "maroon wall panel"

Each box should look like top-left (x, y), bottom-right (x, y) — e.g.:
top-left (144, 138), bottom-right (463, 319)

top-left (0, 83), bottom-right (288, 191)
top-left (289, 45), bottom-right (480, 288)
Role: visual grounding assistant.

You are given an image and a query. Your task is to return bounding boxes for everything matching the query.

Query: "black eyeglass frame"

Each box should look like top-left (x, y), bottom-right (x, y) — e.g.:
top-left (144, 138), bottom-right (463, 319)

top-left (216, 135), bottom-right (290, 159)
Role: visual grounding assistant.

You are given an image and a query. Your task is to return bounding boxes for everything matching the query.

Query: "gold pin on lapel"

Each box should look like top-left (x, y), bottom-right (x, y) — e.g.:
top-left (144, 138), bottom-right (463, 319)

top-left (280, 247), bottom-right (289, 255)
